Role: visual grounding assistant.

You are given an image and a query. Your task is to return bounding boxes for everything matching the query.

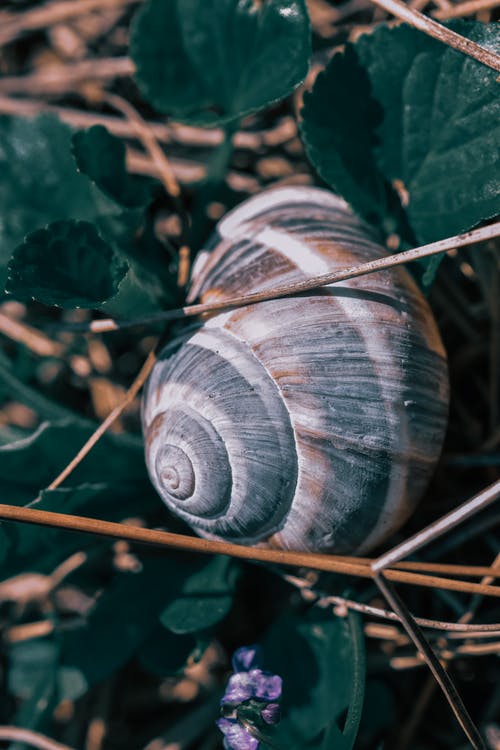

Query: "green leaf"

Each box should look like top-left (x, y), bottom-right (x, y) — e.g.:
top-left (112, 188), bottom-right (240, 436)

top-left (8, 640), bottom-right (58, 700)
top-left (130, 0), bottom-right (311, 125)
top-left (160, 555), bottom-right (239, 633)
top-left (0, 114), bottom-right (173, 314)
top-left (0, 114), bottom-right (119, 289)
top-left (5, 219), bottom-right (128, 308)
top-left (262, 609), bottom-right (365, 749)
top-left (72, 125), bottom-right (158, 208)
top-left (59, 552), bottom-right (208, 690)
top-left (301, 21), bottom-right (500, 251)
top-left (7, 637), bottom-right (59, 748)
top-left (0, 420), bottom-right (148, 504)
top-left (355, 680), bottom-right (397, 747)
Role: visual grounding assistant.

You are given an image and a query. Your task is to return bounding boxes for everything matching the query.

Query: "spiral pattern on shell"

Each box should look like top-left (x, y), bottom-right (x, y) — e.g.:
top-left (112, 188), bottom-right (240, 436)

top-left (142, 186), bottom-right (449, 554)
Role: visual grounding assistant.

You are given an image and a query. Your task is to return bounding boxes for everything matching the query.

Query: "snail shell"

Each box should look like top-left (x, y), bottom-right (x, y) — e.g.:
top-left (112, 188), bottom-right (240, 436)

top-left (142, 187), bottom-right (449, 554)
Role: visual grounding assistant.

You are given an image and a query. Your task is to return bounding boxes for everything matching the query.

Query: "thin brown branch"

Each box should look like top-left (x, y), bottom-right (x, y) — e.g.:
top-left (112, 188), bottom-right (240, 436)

top-left (370, 483), bottom-right (500, 743)
top-left (0, 727), bottom-right (75, 750)
top-left (374, 573), bottom-right (486, 750)
top-left (77, 219), bottom-right (500, 334)
top-left (0, 0), bottom-right (139, 47)
top-left (382, 560), bottom-right (500, 578)
top-left (104, 93), bottom-right (193, 282)
top-left (0, 310), bottom-right (63, 357)
top-left (0, 504), bottom-right (500, 599)
top-left (0, 58), bottom-right (134, 96)
top-left (126, 148), bottom-right (207, 184)
top-left (0, 95), bottom-right (197, 146)
top-left (126, 148), bottom-right (260, 193)
top-left (177, 245), bottom-right (191, 287)
top-left (50, 550), bottom-right (88, 587)
top-left (432, 0), bottom-right (500, 19)
top-left (46, 349), bottom-right (157, 491)
top-left (369, 0), bottom-right (500, 72)
top-left (0, 95), bottom-right (296, 150)
top-left (447, 628), bottom-right (500, 640)
top-left (5, 620), bottom-right (54, 643)
top-left (283, 573), bottom-right (500, 632)
top-left (104, 93), bottom-right (182, 199)
top-left (372, 478), bottom-right (500, 572)
top-left (452, 641), bottom-right (500, 656)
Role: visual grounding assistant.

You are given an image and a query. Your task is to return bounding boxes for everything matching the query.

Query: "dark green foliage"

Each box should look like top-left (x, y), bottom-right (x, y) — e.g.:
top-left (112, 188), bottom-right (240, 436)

top-left (0, 483), bottom-right (160, 576)
top-left (130, 0), bottom-right (311, 125)
top-left (138, 625), bottom-right (198, 675)
top-left (6, 220), bottom-right (128, 308)
top-left (263, 609), bottom-right (365, 749)
top-left (0, 420), bottom-right (161, 574)
top-left (0, 114), bottom-right (117, 289)
top-left (72, 125), bottom-right (158, 208)
top-left (160, 554), bottom-right (240, 633)
top-left (0, 420), bottom-right (147, 500)
top-left (59, 553), bottom-right (238, 692)
top-left (301, 21), bottom-right (500, 280)
top-left (0, 115), bottom-right (174, 314)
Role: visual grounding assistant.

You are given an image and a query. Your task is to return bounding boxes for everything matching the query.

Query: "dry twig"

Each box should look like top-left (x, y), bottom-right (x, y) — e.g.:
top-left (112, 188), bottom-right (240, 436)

top-left (0, 727), bottom-right (75, 750)
top-left (0, 0), bottom-right (139, 48)
top-left (0, 310), bottom-right (63, 357)
top-left (374, 573), bottom-right (486, 749)
top-left (370, 480), bottom-right (500, 747)
top-left (283, 573), bottom-right (500, 632)
top-left (104, 93), bottom-right (181, 200)
top-left (0, 504), bottom-right (499, 600)
top-left (0, 58), bottom-right (133, 96)
top-left (46, 349), bottom-right (157, 491)
top-left (61, 219), bottom-right (500, 334)
top-left (432, 0), bottom-right (500, 19)
top-left (370, 0), bottom-right (500, 71)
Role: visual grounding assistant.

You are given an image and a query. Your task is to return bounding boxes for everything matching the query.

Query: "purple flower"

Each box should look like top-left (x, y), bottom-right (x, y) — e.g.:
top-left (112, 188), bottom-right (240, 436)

top-left (217, 645), bottom-right (283, 749)
top-left (223, 669), bottom-right (282, 705)
top-left (216, 718), bottom-right (259, 750)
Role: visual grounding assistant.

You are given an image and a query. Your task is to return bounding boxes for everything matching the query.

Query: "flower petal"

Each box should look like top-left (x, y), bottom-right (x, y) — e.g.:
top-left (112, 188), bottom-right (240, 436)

top-left (252, 671), bottom-right (282, 701)
top-left (216, 718), bottom-right (259, 750)
top-left (232, 645), bottom-right (263, 672)
top-left (222, 672), bottom-right (255, 704)
top-left (261, 702), bottom-right (281, 725)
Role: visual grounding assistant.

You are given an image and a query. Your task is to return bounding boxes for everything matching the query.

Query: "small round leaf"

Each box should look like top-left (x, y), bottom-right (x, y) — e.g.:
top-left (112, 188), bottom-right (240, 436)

top-left (6, 219), bottom-right (128, 308)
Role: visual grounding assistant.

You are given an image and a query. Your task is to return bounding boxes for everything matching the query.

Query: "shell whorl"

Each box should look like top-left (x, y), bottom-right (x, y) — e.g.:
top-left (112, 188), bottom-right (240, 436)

top-left (142, 186), bottom-right (449, 553)
top-left (142, 325), bottom-right (298, 542)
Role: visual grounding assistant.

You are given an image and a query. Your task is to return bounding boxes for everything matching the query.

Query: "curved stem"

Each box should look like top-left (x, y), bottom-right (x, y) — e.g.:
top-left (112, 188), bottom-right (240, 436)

top-left (0, 727), bottom-right (74, 750)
